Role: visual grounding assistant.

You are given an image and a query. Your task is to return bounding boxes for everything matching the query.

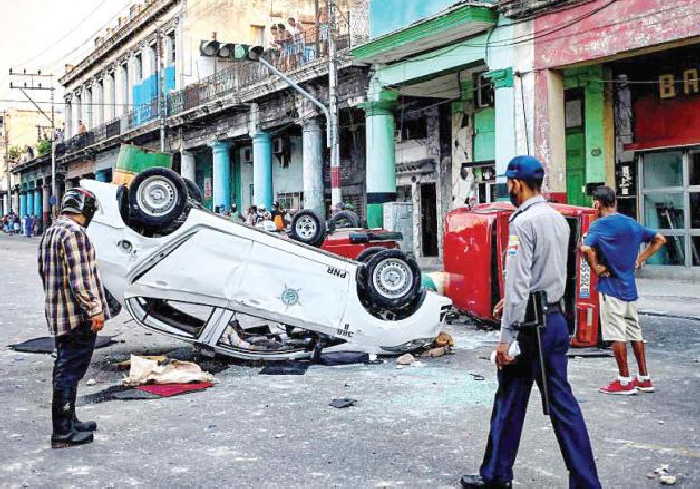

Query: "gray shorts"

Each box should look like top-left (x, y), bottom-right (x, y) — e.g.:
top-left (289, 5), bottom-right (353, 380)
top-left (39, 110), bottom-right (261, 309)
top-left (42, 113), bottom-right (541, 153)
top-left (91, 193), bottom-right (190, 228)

top-left (599, 293), bottom-right (643, 342)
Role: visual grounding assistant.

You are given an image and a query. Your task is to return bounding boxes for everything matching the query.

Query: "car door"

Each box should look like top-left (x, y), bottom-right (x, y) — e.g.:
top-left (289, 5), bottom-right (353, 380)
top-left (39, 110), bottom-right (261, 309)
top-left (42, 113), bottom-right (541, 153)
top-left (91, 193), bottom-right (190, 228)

top-left (124, 225), bottom-right (353, 333)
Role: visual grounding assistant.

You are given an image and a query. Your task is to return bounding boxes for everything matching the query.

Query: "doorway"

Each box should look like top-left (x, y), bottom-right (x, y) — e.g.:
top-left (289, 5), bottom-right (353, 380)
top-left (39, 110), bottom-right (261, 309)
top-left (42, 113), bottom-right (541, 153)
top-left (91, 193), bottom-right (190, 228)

top-left (565, 88), bottom-right (589, 206)
top-left (420, 182), bottom-right (438, 257)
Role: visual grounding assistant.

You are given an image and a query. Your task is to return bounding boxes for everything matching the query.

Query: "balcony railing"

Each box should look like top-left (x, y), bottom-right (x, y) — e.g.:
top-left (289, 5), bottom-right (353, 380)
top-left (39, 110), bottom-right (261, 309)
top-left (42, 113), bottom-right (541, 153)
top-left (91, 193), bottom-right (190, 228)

top-left (58, 10), bottom-right (368, 158)
top-left (498, 0), bottom-right (590, 18)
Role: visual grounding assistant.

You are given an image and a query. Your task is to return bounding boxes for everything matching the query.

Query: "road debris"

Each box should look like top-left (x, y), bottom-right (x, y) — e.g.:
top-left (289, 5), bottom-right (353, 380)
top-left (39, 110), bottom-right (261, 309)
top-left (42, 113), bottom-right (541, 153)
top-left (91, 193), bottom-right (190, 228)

top-left (659, 475), bottom-right (677, 485)
top-left (116, 355), bottom-right (168, 369)
top-left (434, 331), bottom-right (455, 347)
top-left (8, 335), bottom-right (116, 354)
top-left (396, 353), bottom-right (416, 366)
top-left (647, 465), bottom-right (679, 485)
top-left (136, 382), bottom-right (213, 397)
top-left (421, 346), bottom-right (451, 358)
top-left (329, 398), bottom-right (357, 408)
top-left (122, 355), bottom-right (215, 386)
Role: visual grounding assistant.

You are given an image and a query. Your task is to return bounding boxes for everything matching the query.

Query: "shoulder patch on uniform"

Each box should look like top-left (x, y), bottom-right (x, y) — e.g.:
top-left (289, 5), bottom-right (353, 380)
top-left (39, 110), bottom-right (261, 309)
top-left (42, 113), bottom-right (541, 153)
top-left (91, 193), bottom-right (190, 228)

top-left (507, 234), bottom-right (520, 256)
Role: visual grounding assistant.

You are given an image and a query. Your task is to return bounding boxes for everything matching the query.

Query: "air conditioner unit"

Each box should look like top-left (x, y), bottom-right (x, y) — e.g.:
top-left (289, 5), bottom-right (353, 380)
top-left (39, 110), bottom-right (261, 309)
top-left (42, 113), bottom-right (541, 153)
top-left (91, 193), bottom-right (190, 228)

top-left (242, 147), bottom-right (253, 164)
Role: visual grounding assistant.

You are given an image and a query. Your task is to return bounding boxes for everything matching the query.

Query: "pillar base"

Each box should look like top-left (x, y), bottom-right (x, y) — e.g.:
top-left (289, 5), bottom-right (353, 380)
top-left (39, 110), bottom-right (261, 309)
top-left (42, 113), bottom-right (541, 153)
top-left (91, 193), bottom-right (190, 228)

top-left (367, 203), bottom-right (384, 229)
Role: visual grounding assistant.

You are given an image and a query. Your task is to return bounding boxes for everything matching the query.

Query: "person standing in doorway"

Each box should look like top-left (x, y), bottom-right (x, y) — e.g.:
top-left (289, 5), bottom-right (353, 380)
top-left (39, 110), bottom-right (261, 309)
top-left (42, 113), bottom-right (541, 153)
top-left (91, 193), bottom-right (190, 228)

top-left (38, 188), bottom-right (110, 448)
top-left (580, 185), bottom-right (666, 395)
top-left (461, 156), bottom-right (601, 489)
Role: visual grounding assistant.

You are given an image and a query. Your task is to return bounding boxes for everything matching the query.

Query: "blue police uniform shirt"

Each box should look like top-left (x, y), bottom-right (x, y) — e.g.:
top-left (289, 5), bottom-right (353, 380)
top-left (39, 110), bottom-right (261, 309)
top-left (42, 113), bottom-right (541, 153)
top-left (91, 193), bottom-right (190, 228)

top-left (584, 213), bottom-right (657, 301)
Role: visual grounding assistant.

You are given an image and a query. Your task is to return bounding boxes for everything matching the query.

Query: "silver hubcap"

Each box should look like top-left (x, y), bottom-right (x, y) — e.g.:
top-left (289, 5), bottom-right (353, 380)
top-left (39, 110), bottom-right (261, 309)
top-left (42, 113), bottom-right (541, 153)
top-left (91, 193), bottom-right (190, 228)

top-left (372, 258), bottom-right (413, 299)
top-left (295, 216), bottom-right (317, 240)
top-left (137, 176), bottom-right (177, 217)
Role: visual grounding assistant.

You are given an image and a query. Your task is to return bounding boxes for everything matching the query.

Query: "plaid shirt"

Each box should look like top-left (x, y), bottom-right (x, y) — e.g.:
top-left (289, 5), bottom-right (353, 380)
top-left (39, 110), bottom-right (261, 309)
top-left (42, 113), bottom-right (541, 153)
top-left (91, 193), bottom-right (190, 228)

top-left (37, 216), bottom-right (109, 336)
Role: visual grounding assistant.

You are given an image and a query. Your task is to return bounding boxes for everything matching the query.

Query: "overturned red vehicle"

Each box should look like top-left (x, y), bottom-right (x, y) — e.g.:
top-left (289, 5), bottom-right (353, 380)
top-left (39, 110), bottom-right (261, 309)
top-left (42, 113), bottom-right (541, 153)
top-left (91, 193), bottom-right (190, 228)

top-left (443, 202), bottom-right (600, 348)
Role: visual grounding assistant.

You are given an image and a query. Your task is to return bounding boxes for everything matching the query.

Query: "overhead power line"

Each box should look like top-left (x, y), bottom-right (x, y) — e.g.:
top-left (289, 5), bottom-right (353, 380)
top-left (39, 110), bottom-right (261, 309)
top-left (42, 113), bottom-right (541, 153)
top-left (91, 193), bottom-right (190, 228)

top-left (11, 0), bottom-right (111, 68)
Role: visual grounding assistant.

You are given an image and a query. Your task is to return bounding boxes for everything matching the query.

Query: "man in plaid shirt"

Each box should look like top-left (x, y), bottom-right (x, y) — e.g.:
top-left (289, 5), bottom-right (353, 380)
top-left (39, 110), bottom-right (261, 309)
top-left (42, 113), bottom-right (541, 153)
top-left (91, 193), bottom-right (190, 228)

top-left (38, 188), bottom-right (110, 448)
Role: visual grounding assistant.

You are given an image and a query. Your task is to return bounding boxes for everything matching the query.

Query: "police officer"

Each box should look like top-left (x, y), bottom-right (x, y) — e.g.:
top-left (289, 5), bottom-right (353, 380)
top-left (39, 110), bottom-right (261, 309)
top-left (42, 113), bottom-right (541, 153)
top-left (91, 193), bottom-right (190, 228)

top-left (461, 156), bottom-right (601, 489)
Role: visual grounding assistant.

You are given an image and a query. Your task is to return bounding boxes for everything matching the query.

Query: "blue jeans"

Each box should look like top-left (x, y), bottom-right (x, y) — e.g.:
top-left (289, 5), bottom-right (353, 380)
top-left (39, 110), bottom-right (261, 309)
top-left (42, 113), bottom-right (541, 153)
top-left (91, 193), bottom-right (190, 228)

top-left (52, 322), bottom-right (96, 393)
top-left (480, 312), bottom-right (601, 489)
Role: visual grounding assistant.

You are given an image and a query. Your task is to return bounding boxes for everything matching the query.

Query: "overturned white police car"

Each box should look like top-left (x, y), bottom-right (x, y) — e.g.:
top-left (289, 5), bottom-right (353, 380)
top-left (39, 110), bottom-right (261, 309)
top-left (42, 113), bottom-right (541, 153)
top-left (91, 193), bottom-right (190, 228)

top-left (82, 168), bottom-right (451, 360)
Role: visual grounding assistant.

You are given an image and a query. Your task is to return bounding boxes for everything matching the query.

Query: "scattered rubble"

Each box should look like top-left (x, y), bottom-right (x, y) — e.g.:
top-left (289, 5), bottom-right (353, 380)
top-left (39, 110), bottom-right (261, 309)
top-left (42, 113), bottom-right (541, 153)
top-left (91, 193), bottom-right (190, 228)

top-left (329, 398), bottom-right (357, 408)
top-left (648, 465), bottom-right (679, 485)
top-left (396, 354), bottom-right (416, 366)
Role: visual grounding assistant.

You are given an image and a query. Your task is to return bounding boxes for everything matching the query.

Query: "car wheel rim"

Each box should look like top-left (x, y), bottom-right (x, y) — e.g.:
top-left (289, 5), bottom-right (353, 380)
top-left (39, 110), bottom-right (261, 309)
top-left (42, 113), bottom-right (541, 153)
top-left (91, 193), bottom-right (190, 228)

top-left (137, 176), bottom-right (177, 217)
top-left (372, 258), bottom-right (413, 299)
top-left (295, 216), bottom-right (317, 240)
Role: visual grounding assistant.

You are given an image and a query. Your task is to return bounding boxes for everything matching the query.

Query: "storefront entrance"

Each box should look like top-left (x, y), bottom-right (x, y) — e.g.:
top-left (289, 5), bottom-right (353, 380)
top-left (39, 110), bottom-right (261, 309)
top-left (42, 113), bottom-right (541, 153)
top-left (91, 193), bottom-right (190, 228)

top-left (639, 148), bottom-right (700, 267)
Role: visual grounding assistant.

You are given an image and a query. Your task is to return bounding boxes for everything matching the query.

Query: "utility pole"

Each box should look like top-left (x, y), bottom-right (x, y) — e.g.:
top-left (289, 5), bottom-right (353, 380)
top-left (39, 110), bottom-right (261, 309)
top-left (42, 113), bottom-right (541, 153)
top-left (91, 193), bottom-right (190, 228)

top-left (157, 27), bottom-right (166, 152)
top-left (8, 69), bottom-right (57, 219)
top-left (1, 110), bottom-right (9, 214)
top-left (327, 0), bottom-right (341, 209)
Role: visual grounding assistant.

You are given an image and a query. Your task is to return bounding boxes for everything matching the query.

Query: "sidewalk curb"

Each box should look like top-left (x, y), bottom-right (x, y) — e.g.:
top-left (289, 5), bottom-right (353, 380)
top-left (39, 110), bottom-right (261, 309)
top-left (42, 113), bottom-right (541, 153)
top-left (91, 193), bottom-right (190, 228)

top-left (639, 309), bottom-right (700, 322)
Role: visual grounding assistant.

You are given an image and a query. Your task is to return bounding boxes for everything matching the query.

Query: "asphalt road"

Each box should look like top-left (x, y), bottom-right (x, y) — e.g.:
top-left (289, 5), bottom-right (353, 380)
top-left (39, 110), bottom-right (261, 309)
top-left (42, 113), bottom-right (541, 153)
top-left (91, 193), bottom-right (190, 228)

top-left (1, 233), bottom-right (698, 489)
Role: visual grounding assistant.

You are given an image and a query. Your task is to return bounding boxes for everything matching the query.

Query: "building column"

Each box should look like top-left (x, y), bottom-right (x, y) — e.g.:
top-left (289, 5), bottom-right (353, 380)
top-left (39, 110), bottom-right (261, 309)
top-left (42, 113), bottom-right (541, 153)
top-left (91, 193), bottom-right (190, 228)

top-left (180, 150), bottom-right (196, 182)
top-left (42, 184), bottom-right (50, 228)
top-left (361, 90), bottom-right (398, 228)
top-left (34, 187), bottom-right (42, 216)
top-left (209, 141), bottom-right (232, 212)
top-left (252, 132), bottom-right (273, 210)
top-left (95, 170), bottom-right (109, 182)
top-left (533, 69), bottom-right (567, 201)
top-left (65, 100), bottom-right (73, 139)
top-left (302, 117), bottom-right (325, 217)
top-left (73, 96), bottom-right (81, 135)
top-left (485, 68), bottom-right (516, 200)
top-left (26, 190), bottom-right (34, 217)
top-left (19, 192), bottom-right (26, 216)
top-left (2, 192), bottom-right (8, 216)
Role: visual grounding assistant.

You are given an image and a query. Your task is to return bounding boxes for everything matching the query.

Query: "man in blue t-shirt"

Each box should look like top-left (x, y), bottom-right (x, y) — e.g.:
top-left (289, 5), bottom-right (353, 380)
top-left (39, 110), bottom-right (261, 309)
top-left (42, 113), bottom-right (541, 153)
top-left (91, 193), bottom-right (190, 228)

top-left (581, 186), bottom-right (666, 396)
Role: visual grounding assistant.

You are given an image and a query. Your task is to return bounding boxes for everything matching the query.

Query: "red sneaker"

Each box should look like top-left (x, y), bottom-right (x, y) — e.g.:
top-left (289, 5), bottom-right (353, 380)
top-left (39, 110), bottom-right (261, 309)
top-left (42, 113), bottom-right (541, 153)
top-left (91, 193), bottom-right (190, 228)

top-left (599, 379), bottom-right (638, 395)
top-left (633, 377), bottom-right (655, 393)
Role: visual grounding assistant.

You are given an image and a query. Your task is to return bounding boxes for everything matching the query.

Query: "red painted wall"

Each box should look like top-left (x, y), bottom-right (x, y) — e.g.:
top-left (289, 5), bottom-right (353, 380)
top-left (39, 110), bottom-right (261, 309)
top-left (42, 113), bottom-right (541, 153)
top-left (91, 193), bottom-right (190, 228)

top-left (626, 94), bottom-right (700, 151)
top-left (534, 0), bottom-right (700, 70)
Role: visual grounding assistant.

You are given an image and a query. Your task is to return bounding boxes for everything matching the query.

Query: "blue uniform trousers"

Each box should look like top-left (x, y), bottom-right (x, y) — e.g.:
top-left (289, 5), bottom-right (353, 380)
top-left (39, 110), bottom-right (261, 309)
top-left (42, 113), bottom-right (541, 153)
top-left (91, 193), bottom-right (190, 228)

top-left (480, 311), bottom-right (601, 489)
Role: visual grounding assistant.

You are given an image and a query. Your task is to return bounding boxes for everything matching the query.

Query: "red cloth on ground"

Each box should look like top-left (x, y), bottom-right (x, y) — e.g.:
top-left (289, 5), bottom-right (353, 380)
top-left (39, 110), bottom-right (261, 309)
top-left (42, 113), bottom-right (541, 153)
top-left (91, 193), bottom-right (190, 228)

top-left (135, 382), bottom-right (213, 397)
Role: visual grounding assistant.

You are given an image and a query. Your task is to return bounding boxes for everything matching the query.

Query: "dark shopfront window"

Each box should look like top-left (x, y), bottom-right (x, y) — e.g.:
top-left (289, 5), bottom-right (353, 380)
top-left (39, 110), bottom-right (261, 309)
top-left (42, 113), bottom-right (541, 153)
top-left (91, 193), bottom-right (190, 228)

top-left (640, 148), bottom-right (700, 267)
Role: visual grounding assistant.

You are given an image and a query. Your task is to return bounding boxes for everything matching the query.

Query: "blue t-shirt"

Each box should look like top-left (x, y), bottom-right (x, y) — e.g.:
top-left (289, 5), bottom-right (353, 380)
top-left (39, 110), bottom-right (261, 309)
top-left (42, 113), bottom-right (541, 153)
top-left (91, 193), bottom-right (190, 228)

top-left (584, 213), bottom-right (656, 301)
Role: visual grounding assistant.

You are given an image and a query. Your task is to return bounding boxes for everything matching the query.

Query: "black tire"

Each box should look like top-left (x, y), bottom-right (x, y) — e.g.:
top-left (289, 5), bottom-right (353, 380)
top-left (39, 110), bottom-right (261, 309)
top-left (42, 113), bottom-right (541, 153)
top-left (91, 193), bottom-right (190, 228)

top-left (116, 185), bottom-right (130, 225)
top-left (290, 209), bottom-right (327, 247)
top-left (128, 167), bottom-right (188, 230)
top-left (184, 178), bottom-right (202, 203)
top-left (356, 246), bottom-right (387, 263)
top-left (361, 249), bottom-right (421, 310)
top-left (330, 210), bottom-right (360, 231)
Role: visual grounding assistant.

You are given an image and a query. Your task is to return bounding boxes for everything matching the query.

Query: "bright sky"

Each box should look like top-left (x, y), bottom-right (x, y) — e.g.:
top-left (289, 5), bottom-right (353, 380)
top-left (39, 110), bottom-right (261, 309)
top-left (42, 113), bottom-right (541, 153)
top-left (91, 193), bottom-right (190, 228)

top-left (0, 0), bottom-right (132, 114)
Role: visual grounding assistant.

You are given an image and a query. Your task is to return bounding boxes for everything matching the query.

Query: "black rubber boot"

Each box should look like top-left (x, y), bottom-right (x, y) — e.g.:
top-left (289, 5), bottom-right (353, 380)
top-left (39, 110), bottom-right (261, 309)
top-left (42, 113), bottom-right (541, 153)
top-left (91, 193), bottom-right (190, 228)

top-left (70, 389), bottom-right (97, 432)
top-left (51, 389), bottom-right (93, 448)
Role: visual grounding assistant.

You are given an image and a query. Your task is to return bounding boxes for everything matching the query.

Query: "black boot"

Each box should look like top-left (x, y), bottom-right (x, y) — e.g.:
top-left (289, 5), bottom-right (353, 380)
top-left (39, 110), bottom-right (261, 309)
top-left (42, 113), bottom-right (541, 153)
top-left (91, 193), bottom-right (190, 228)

top-left (70, 389), bottom-right (97, 432)
top-left (51, 389), bottom-right (93, 448)
top-left (460, 474), bottom-right (512, 489)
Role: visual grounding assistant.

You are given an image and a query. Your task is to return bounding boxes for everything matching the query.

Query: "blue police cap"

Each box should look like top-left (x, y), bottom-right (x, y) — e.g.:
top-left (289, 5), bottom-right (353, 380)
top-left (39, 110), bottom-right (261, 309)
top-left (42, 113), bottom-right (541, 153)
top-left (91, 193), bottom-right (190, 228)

top-left (504, 155), bottom-right (544, 181)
